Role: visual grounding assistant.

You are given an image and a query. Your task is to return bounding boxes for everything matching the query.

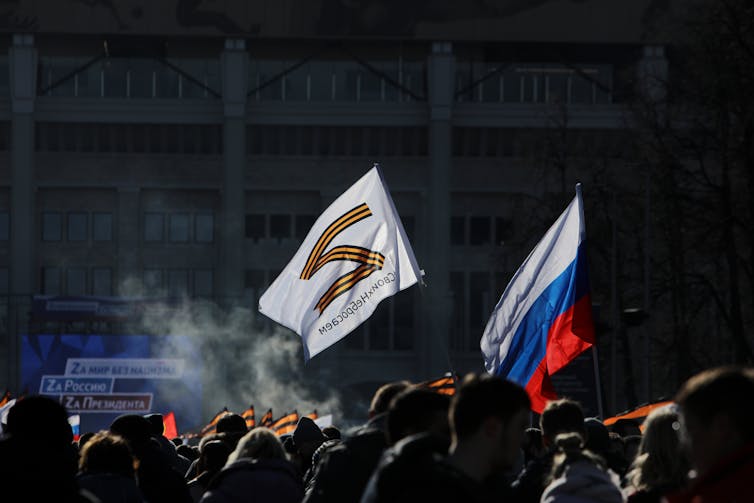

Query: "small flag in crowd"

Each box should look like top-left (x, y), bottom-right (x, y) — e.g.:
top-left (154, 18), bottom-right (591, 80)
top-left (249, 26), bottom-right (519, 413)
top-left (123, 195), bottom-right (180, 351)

top-left (0, 390), bottom-right (10, 408)
top-left (419, 373), bottom-right (459, 396)
top-left (242, 405), bottom-right (255, 429)
top-left (272, 411), bottom-right (299, 436)
top-left (480, 184), bottom-right (595, 414)
top-left (200, 407), bottom-right (229, 437)
top-left (259, 165), bottom-right (423, 361)
top-left (163, 411), bottom-right (178, 439)
top-left (0, 398), bottom-right (16, 429)
top-left (68, 414), bottom-right (81, 442)
top-left (259, 409), bottom-right (274, 428)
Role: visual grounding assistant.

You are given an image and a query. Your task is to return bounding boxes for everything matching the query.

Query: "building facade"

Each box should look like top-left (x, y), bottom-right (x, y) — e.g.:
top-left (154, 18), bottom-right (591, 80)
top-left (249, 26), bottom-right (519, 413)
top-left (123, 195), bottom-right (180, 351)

top-left (0, 1), bottom-right (670, 419)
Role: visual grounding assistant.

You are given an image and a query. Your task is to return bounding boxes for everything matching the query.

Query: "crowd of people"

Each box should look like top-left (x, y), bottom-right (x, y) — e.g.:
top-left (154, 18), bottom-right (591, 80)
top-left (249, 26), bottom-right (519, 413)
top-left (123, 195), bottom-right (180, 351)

top-left (0, 364), bottom-right (753, 502)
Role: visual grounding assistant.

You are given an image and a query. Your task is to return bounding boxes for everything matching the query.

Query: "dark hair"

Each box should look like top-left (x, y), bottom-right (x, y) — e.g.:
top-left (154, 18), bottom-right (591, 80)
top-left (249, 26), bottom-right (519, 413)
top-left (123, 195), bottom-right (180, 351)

top-left (675, 365), bottom-right (754, 441)
top-left (369, 380), bottom-right (412, 417)
top-left (548, 432), bottom-right (606, 483)
top-left (78, 430), bottom-right (135, 478)
top-left (540, 398), bottom-right (585, 442)
top-left (611, 418), bottom-right (642, 438)
top-left (216, 413), bottom-right (248, 434)
top-left (450, 373), bottom-right (530, 441)
top-left (322, 426), bottom-right (341, 440)
top-left (387, 386), bottom-right (451, 444)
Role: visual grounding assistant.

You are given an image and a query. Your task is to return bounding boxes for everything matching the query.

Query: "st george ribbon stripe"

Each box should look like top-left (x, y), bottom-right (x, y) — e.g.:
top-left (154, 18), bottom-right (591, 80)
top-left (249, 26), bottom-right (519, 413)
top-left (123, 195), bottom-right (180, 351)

top-left (300, 203), bottom-right (371, 279)
top-left (316, 264), bottom-right (379, 314)
top-left (311, 246), bottom-right (385, 276)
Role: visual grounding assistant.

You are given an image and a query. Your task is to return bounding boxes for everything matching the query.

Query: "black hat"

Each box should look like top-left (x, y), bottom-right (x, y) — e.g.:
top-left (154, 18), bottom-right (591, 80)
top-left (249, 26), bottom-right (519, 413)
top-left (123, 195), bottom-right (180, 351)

top-left (293, 416), bottom-right (325, 446)
top-left (144, 413), bottom-right (165, 435)
top-left (216, 413), bottom-right (247, 434)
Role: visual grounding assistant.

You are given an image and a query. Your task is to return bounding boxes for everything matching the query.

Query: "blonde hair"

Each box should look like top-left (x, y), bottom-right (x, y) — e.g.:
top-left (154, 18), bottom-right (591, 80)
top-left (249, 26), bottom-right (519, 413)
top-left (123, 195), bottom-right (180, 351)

top-left (226, 427), bottom-right (286, 465)
top-left (627, 405), bottom-right (689, 492)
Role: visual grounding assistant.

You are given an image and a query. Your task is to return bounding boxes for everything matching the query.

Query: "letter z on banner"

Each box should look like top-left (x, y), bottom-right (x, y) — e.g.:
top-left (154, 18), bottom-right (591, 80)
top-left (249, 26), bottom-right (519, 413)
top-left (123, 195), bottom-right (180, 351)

top-left (259, 165), bottom-right (423, 361)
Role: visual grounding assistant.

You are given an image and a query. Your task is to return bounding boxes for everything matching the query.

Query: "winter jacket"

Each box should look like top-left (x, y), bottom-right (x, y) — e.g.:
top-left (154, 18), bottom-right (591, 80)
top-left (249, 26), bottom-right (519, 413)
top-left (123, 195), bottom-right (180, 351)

top-left (541, 459), bottom-right (625, 503)
top-left (664, 441), bottom-right (754, 503)
top-left (360, 432), bottom-right (488, 503)
top-left (77, 472), bottom-right (144, 503)
top-left (302, 425), bottom-right (387, 503)
top-left (200, 457), bottom-right (303, 503)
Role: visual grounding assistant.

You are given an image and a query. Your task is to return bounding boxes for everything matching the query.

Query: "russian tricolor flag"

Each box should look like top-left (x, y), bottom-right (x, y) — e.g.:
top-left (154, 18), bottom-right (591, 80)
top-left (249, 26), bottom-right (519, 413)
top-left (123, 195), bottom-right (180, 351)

top-left (68, 414), bottom-right (81, 442)
top-left (481, 184), bottom-right (595, 414)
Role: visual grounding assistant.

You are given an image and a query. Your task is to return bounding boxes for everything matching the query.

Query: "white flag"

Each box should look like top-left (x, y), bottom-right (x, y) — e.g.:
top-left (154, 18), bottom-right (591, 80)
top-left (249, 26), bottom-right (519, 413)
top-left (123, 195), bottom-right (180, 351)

top-left (259, 165), bottom-right (422, 360)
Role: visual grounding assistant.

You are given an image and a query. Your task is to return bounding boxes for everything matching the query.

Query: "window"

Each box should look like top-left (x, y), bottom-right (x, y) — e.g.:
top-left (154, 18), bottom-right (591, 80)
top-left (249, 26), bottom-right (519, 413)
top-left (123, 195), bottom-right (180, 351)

top-left (450, 270), bottom-right (499, 351)
top-left (169, 213), bottom-right (190, 242)
top-left (295, 215), bottom-right (317, 241)
top-left (0, 212), bottom-right (8, 240)
top-left (42, 212), bottom-right (62, 241)
top-left (450, 216), bottom-right (465, 245)
top-left (449, 271), bottom-right (466, 350)
top-left (245, 214), bottom-right (265, 240)
top-left (0, 268), bottom-right (7, 295)
top-left (144, 213), bottom-right (164, 242)
top-left (195, 213), bottom-right (214, 243)
top-left (67, 213), bottom-right (88, 241)
top-left (244, 269), bottom-right (266, 291)
top-left (66, 268), bottom-right (87, 295)
top-left (344, 291), bottom-right (415, 351)
top-left (194, 269), bottom-right (213, 298)
top-left (143, 269), bottom-right (163, 292)
top-left (269, 214), bottom-right (291, 240)
top-left (92, 268), bottom-right (112, 296)
top-left (93, 212), bottom-right (113, 241)
top-left (168, 269), bottom-right (188, 297)
top-left (469, 217), bottom-right (491, 246)
top-left (495, 217), bottom-right (513, 243)
top-left (42, 267), bottom-right (61, 295)
top-left (401, 216), bottom-right (416, 243)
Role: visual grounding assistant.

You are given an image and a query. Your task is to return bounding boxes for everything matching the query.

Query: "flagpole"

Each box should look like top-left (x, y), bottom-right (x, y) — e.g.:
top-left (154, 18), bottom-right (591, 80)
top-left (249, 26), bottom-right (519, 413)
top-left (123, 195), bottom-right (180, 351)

top-left (577, 182), bottom-right (604, 419)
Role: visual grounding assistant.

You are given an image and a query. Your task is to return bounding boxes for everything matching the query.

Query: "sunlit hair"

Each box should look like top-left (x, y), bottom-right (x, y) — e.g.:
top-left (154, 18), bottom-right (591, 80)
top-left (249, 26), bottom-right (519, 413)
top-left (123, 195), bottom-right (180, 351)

top-left (78, 430), bottom-right (135, 477)
top-left (626, 405), bottom-right (690, 492)
top-left (547, 431), bottom-right (606, 484)
top-left (226, 427), bottom-right (286, 464)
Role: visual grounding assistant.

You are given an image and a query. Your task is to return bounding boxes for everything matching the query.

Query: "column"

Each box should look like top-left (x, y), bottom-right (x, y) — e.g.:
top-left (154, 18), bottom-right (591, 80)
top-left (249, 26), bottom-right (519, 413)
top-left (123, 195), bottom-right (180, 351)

top-left (6, 34), bottom-right (37, 391)
top-left (421, 42), bottom-right (455, 378)
top-left (220, 39), bottom-right (248, 307)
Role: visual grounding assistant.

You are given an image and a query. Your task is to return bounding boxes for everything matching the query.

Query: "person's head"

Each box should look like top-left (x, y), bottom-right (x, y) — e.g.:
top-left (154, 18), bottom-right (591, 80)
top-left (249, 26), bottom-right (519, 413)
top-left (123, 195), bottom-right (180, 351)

top-left (322, 426), bottom-right (341, 440)
top-left (196, 439), bottom-right (231, 475)
top-left (5, 395), bottom-right (73, 447)
top-left (78, 430), bottom-right (136, 478)
top-left (386, 386), bottom-right (452, 445)
top-left (675, 365), bottom-right (754, 474)
top-left (611, 418), bottom-right (642, 438)
top-left (226, 427), bottom-right (286, 464)
top-left (623, 435), bottom-right (642, 465)
top-left (144, 413), bottom-right (165, 436)
top-left (627, 404), bottom-right (689, 492)
top-left (539, 398), bottom-right (585, 447)
top-left (522, 427), bottom-right (546, 463)
top-left (215, 413), bottom-right (247, 435)
top-left (292, 416), bottom-right (327, 461)
top-left (543, 432), bottom-right (624, 503)
top-left (369, 380), bottom-right (412, 418)
top-left (177, 443), bottom-right (199, 462)
top-left (584, 417), bottom-right (610, 459)
top-left (450, 373), bottom-right (531, 473)
top-left (77, 431), bottom-right (96, 453)
top-left (109, 414), bottom-right (153, 455)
